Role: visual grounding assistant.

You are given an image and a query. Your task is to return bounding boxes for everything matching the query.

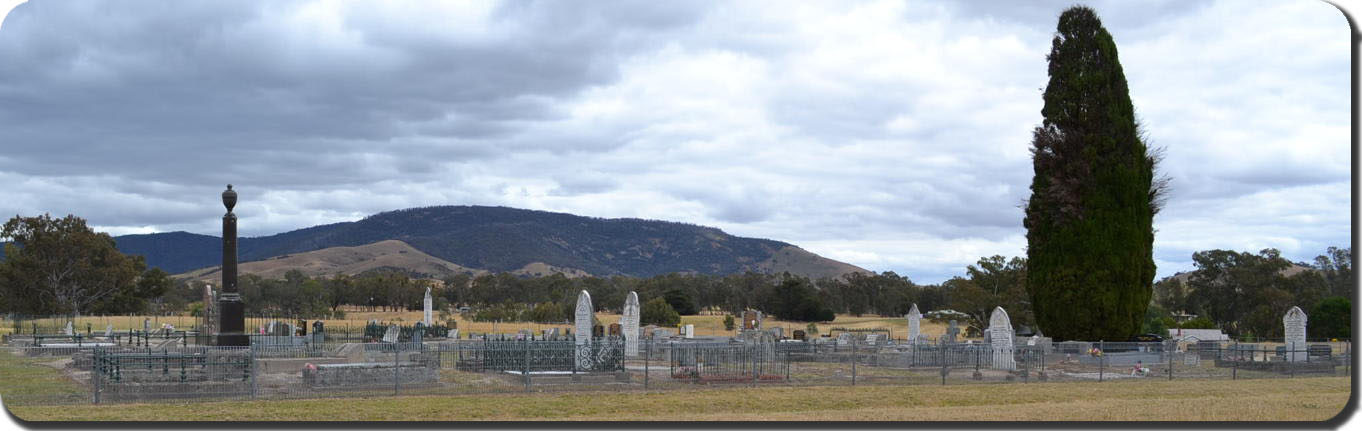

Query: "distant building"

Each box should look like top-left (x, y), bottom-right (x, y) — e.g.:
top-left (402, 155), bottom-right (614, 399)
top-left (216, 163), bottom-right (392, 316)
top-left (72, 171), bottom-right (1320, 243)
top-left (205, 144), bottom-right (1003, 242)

top-left (1167, 328), bottom-right (1229, 342)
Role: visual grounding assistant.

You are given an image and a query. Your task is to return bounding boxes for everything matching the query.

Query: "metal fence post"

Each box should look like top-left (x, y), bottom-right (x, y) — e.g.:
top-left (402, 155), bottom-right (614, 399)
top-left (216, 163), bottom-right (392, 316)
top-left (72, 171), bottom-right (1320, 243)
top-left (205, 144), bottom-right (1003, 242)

top-left (750, 344), bottom-right (757, 388)
top-left (393, 344), bottom-right (401, 396)
top-left (644, 338), bottom-right (650, 390)
top-left (92, 348), bottom-right (102, 405)
top-left (523, 339), bottom-right (531, 392)
top-left (1168, 343), bottom-right (1174, 381)
top-left (850, 336), bottom-right (857, 386)
top-left (1232, 340), bottom-right (1238, 380)
top-left (249, 346), bottom-right (258, 400)
top-left (1098, 340), bottom-right (1104, 382)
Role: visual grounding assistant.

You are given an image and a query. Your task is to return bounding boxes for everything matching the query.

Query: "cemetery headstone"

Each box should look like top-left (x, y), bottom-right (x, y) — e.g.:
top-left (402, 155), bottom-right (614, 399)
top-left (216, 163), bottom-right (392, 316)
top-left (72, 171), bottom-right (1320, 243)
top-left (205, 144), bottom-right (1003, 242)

top-left (654, 329), bottom-right (672, 338)
top-left (836, 333), bottom-right (852, 347)
top-left (793, 330), bottom-right (806, 341)
top-left (574, 290), bottom-right (593, 369)
top-left (63, 321), bottom-right (73, 336)
top-left (988, 306), bottom-right (1016, 371)
top-left (382, 324), bottom-right (400, 343)
top-left (413, 322), bottom-right (426, 344)
top-left (771, 327), bottom-right (783, 339)
top-left (423, 286), bottom-right (433, 326)
top-left (593, 325), bottom-right (605, 338)
top-left (743, 310), bottom-right (759, 330)
top-left (143, 318), bottom-right (151, 333)
top-left (865, 334), bottom-right (879, 346)
top-left (104, 324), bottom-right (113, 337)
top-left (447, 329), bottom-right (459, 339)
top-left (906, 303), bottom-right (922, 343)
top-left (312, 321), bottom-right (325, 343)
top-left (297, 319), bottom-right (307, 336)
top-left (945, 320), bottom-right (960, 344)
top-left (1283, 306), bottom-right (1307, 362)
top-left (622, 291), bottom-right (641, 356)
top-left (682, 324), bottom-right (694, 339)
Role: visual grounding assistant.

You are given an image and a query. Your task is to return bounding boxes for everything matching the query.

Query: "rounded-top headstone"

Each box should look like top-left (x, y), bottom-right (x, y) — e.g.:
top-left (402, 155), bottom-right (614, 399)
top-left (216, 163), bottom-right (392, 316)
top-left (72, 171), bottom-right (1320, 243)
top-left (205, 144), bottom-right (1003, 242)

top-left (222, 184), bottom-right (237, 211)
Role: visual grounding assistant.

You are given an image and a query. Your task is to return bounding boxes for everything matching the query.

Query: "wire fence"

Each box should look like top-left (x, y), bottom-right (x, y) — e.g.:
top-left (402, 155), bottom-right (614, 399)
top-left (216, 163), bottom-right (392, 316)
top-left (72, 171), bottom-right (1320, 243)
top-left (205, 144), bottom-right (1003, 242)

top-left (0, 335), bottom-right (1351, 407)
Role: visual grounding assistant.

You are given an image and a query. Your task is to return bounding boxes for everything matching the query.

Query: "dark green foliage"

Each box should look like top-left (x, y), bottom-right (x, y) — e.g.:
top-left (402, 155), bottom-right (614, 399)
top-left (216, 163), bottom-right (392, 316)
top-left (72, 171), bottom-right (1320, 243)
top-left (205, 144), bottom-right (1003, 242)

top-left (640, 297), bottom-right (681, 327)
top-left (1177, 316), bottom-right (1216, 330)
top-left (1024, 6), bottom-right (1164, 341)
top-left (761, 277), bottom-right (835, 322)
top-left (1309, 297), bottom-right (1350, 340)
top-left (0, 214), bottom-right (150, 316)
top-left (663, 288), bottom-right (697, 315)
top-left (945, 256), bottom-right (1033, 336)
top-left (1141, 303), bottom-right (1170, 335)
top-left (723, 314), bottom-right (735, 331)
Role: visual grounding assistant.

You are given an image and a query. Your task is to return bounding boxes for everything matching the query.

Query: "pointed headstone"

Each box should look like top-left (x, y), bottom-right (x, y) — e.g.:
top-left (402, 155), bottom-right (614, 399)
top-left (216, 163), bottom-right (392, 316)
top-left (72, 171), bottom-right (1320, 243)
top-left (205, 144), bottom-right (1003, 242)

top-left (575, 290), bottom-right (593, 346)
top-left (1283, 306), bottom-right (1307, 362)
top-left (423, 286), bottom-right (433, 326)
top-left (104, 324), bottom-right (113, 337)
top-left (622, 291), bottom-right (641, 357)
top-left (63, 321), bottom-right (73, 336)
top-left (574, 290), bottom-right (594, 370)
top-left (906, 303), bottom-right (922, 344)
top-left (988, 306), bottom-right (1016, 371)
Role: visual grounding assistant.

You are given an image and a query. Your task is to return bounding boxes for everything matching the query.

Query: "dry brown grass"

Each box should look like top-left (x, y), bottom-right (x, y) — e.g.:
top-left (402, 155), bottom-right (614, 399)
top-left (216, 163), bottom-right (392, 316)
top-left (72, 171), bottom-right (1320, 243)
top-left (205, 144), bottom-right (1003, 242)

top-left (7, 376), bottom-right (1349, 421)
top-left (3, 311), bottom-right (941, 339)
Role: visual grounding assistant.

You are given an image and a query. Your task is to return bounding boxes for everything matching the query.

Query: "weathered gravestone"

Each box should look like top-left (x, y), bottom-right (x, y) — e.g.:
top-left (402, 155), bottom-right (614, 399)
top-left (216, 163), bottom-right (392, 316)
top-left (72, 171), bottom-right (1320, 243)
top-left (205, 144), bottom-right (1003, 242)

top-left (988, 306), bottom-right (1016, 371)
top-left (64, 321), bottom-right (74, 336)
top-left (575, 290), bottom-right (593, 369)
top-left (945, 320), bottom-right (960, 344)
top-left (1283, 306), bottom-right (1307, 362)
top-left (413, 322), bottom-right (426, 344)
top-left (865, 334), bottom-right (879, 346)
top-left (622, 291), bottom-right (640, 356)
top-left (423, 286), bottom-right (433, 326)
top-left (312, 321), bottom-right (325, 344)
top-left (793, 330), bottom-right (806, 341)
top-left (836, 333), bottom-right (852, 347)
top-left (104, 324), bottom-right (114, 338)
top-left (906, 303), bottom-right (922, 343)
top-left (742, 310), bottom-right (764, 330)
top-left (682, 324), bottom-right (694, 339)
top-left (381, 325), bottom-right (400, 343)
top-left (447, 329), bottom-right (459, 339)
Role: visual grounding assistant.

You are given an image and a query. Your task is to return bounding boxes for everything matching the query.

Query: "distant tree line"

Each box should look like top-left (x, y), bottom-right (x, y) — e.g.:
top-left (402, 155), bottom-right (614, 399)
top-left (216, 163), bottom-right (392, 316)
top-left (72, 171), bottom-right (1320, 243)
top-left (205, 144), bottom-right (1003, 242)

top-left (1151, 247), bottom-right (1352, 340)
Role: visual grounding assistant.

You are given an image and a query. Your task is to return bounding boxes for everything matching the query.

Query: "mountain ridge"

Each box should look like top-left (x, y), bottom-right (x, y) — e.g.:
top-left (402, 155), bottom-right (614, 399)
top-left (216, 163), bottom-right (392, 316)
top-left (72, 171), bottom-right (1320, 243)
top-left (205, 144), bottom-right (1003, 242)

top-left (111, 205), bottom-right (868, 280)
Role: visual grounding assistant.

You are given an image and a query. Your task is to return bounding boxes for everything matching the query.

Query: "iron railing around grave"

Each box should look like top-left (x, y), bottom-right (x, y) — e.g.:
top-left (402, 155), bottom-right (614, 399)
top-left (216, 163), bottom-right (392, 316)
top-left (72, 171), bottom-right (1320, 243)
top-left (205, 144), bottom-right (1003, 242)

top-left (668, 342), bottom-right (789, 383)
top-left (454, 338), bottom-right (624, 373)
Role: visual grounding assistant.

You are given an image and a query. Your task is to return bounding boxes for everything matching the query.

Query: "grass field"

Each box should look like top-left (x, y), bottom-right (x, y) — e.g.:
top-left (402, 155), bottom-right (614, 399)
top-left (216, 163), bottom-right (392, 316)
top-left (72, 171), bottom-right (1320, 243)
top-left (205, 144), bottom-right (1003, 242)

top-left (5, 376), bottom-right (1350, 421)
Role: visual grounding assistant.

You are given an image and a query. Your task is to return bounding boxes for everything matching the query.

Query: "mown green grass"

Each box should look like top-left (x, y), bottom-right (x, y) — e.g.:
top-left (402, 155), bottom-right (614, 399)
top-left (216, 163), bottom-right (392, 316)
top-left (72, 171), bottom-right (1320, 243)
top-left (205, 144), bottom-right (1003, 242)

top-left (5, 371), bottom-right (1350, 421)
top-left (0, 349), bottom-right (87, 405)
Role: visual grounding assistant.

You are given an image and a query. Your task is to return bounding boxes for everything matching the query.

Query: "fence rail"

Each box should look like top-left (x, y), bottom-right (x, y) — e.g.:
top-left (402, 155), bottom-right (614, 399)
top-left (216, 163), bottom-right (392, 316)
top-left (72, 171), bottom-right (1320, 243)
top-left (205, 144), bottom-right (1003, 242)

top-left (0, 336), bottom-right (1351, 407)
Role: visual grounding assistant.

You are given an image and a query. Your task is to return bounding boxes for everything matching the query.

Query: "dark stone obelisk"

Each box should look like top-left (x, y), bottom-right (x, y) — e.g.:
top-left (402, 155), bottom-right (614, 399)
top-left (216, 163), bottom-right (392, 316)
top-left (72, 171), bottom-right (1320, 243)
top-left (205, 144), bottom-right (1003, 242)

top-left (216, 185), bottom-right (248, 346)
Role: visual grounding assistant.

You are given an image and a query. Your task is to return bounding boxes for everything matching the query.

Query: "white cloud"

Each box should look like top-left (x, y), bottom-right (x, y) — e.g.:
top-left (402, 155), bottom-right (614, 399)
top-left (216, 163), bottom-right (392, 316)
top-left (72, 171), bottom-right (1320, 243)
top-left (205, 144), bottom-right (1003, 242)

top-left (0, 0), bottom-right (1349, 284)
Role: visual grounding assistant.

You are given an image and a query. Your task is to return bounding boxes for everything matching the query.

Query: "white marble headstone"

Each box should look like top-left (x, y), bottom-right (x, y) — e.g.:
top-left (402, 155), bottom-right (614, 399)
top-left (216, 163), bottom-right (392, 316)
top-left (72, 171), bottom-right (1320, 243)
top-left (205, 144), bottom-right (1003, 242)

top-left (988, 306), bottom-right (1015, 371)
top-left (382, 324), bottom-right (400, 343)
top-left (682, 324), bottom-right (694, 339)
top-left (423, 286), bottom-right (433, 326)
top-left (63, 321), bottom-right (73, 336)
top-left (906, 303), bottom-right (922, 344)
top-left (104, 324), bottom-right (113, 337)
top-left (574, 290), bottom-right (593, 347)
top-left (1283, 306), bottom-right (1307, 362)
top-left (622, 292), bottom-right (640, 356)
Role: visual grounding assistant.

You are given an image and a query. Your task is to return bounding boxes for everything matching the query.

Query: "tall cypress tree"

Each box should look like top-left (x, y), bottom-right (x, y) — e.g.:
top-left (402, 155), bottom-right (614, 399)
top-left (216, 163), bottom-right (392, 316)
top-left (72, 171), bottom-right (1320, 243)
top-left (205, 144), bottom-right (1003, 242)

top-left (1024, 6), bottom-right (1166, 341)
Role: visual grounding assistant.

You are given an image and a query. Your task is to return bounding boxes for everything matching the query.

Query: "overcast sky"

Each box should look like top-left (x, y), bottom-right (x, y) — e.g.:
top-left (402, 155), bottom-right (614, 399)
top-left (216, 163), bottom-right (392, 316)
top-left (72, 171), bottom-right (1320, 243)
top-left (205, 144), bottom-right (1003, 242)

top-left (0, 0), bottom-right (1351, 283)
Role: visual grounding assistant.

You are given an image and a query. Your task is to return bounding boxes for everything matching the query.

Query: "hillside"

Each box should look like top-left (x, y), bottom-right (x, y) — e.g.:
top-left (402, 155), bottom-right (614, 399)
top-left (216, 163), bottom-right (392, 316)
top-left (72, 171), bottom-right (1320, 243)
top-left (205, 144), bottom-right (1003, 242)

top-left (177, 240), bottom-right (489, 282)
top-left (119, 205), bottom-right (868, 279)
